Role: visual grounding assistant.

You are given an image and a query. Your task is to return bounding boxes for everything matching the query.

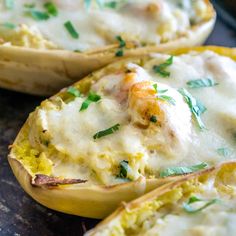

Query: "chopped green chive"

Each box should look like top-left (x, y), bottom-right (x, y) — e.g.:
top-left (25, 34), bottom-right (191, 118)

top-left (153, 56), bottom-right (173, 77)
top-left (1, 22), bottom-right (16, 29)
top-left (44, 2), bottom-right (58, 16)
top-left (80, 92), bottom-right (101, 111)
top-left (150, 115), bottom-right (157, 123)
top-left (117, 160), bottom-right (129, 179)
top-left (187, 78), bottom-right (219, 89)
top-left (5, 0), bottom-right (14, 9)
top-left (115, 49), bottom-right (124, 57)
top-left (178, 88), bottom-right (207, 130)
top-left (217, 148), bottom-right (232, 157)
top-left (64, 21), bottom-right (79, 39)
top-left (67, 87), bottom-right (81, 97)
top-left (27, 10), bottom-right (50, 21)
top-left (93, 124), bottom-right (120, 140)
top-left (183, 196), bottom-right (220, 213)
top-left (159, 162), bottom-right (208, 178)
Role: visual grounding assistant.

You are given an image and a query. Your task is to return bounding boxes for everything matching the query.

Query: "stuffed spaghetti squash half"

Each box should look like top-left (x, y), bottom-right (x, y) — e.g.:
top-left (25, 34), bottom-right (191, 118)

top-left (86, 162), bottom-right (236, 236)
top-left (8, 46), bottom-right (236, 218)
top-left (0, 0), bottom-right (215, 95)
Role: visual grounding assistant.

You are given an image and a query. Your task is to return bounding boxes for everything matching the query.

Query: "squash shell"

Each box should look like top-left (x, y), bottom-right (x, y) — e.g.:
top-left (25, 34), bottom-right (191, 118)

top-left (8, 45), bottom-right (236, 219)
top-left (1, 0), bottom-right (215, 95)
top-left (86, 161), bottom-right (236, 235)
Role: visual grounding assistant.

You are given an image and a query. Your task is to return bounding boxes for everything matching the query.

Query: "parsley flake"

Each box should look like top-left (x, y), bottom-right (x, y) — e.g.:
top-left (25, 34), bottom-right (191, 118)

top-left (178, 88), bottom-right (207, 130)
top-left (217, 148), bottom-right (232, 157)
top-left (150, 115), bottom-right (157, 123)
top-left (44, 2), bottom-right (58, 16)
top-left (117, 160), bottom-right (129, 179)
top-left (5, 0), bottom-right (14, 9)
top-left (105, 1), bottom-right (118, 9)
top-left (27, 10), bottom-right (50, 21)
top-left (115, 49), bottom-right (124, 57)
top-left (153, 84), bottom-right (176, 105)
top-left (80, 92), bottom-right (101, 111)
top-left (153, 56), bottom-right (173, 77)
top-left (187, 78), bottom-right (219, 89)
top-left (1, 22), bottom-right (16, 29)
top-left (24, 3), bottom-right (35, 8)
top-left (67, 87), bottom-right (81, 97)
top-left (116, 35), bottom-right (126, 48)
top-left (159, 162), bottom-right (208, 178)
top-left (183, 196), bottom-right (221, 213)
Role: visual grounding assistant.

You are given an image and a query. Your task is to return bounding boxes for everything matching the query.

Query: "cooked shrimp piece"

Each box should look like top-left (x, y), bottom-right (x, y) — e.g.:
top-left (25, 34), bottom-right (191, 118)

top-left (128, 81), bottom-right (192, 159)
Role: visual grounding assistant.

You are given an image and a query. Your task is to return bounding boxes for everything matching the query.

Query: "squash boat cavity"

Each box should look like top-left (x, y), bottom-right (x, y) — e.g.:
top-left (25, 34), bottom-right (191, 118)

top-left (0, 0), bottom-right (215, 95)
top-left (8, 46), bottom-right (236, 218)
top-left (86, 162), bottom-right (236, 236)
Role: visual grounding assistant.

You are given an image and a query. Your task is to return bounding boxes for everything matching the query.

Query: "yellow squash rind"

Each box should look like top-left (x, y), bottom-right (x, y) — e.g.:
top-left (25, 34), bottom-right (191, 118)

top-left (1, 0), bottom-right (215, 95)
top-left (86, 161), bottom-right (236, 235)
top-left (8, 45), bottom-right (235, 219)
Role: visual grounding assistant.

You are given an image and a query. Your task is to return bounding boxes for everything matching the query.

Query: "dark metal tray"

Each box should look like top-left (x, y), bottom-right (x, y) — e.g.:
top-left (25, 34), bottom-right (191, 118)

top-left (0, 3), bottom-right (235, 236)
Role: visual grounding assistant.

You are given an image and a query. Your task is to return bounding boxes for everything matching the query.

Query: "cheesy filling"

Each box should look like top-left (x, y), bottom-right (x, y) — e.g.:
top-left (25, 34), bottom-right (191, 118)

top-left (0, 0), bottom-right (210, 50)
top-left (89, 166), bottom-right (236, 236)
top-left (14, 50), bottom-right (236, 185)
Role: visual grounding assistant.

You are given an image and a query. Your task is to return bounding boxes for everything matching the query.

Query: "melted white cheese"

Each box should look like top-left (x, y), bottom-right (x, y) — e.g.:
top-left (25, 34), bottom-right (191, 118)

top-left (0, 0), bottom-right (208, 50)
top-left (138, 204), bottom-right (236, 236)
top-left (29, 51), bottom-right (236, 185)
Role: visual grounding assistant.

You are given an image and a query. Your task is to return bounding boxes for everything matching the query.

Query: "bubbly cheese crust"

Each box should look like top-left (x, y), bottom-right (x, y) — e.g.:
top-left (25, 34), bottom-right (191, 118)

top-left (0, 0), bottom-right (210, 50)
top-left (14, 50), bottom-right (236, 185)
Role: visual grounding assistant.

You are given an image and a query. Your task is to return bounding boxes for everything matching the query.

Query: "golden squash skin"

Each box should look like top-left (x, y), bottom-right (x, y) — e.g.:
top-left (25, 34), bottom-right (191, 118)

top-left (86, 161), bottom-right (236, 235)
top-left (8, 46), bottom-right (236, 219)
top-left (0, 0), bottom-right (215, 95)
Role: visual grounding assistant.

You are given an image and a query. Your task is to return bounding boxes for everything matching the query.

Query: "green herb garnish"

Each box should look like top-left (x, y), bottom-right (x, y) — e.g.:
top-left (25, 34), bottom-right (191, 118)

top-left (44, 2), bottom-right (58, 16)
top-left (67, 87), bottom-right (81, 97)
top-left (27, 10), bottom-right (50, 21)
top-left (64, 21), bottom-right (79, 39)
top-left (5, 0), bottom-right (14, 9)
top-left (153, 84), bottom-right (176, 105)
top-left (85, 0), bottom-right (123, 10)
top-left (116, 35), bottom-right (126, 48)
top-left (115, 35), bottom-right (126, 57)
top-left (183, 196), bottom-right (220, 213)
top-left (217, 148), bottom-right (232, 157)
top-left (187, 78), bottom-right (219, 89)
top-left (159, 162), bottom-right (208, 178)
top-left (153, 56), bottom-right (173, 77)
top-left (178, 88), bottom-right (206, 130)
top-left (115, 49), bottom-right (124, 57)
top-left (150, 115), bottom-right (157, 123)
top-left (117, 160), bottom-right (129, 178)
top-left (105, 1), bottom-right (118, 8)
top-left (1, 22), bottom-right (16, 29)
top-left (158, 95), bottom-right (176, 105)
top-left (84, 0), bottom-right (102, 9)
top-left (24, 3), bottom-right (35, 8)
top-left (80, 92), bottom-right (101, 111)
top-left (93, 124), bottom-right (120, 140)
